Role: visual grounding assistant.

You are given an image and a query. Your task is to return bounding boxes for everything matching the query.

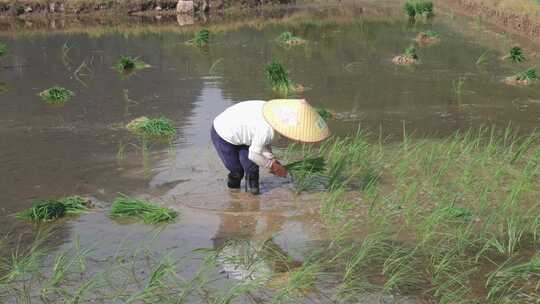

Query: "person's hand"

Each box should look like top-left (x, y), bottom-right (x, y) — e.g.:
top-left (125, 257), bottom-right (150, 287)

top-left (270, 160), bottom-right (288, 177)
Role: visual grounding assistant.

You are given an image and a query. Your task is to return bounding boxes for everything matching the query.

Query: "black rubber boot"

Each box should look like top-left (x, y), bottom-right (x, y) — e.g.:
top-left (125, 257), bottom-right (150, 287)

top-left (246, 174), bottom-right (260, 195)
top-left (227, 173), bottom-right (242, 189)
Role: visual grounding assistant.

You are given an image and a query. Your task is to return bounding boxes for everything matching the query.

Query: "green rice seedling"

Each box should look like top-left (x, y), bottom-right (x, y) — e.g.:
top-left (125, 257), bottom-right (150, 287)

top-left (316, 107), bottom-right (333, 121)
top-left (16, 196), bottom-right (92, 222)
top-left (476, 50), bottom-right (489, 65)
top-left (404, 2), bottom-right (416, 18)
top-left (126, 116), bottom-right (176, 140)
top-left (416, 30), bottom-right (440, 45)
top-left (0, 42), bottom-right (7, 57)
top-left (285, 157), bottom-right (325, 174)
top-left (0, 82), bottom-right (8, 93)
top-left (486, 252), bottom-right (540, 300)
top-left (515, 68), bottom-right (537, 81)
top-left (110, 194), bottom-right (178, 224)
top-left (265, 59), bottom-right (291, 93)
top-left (38, 86), bottom-right (74, 104)
top-left (416, 1), bottom-right (433, 16)
top-left (425, 30), bottom-right (439, 38)
top-left (453, 76), bottom-right (466, 97)
top-left (504, 46), bottom-right (526, 63)
top-left (276, 31), bottom-right (306, 46)
top-left (404, 0), bottom-right (434, 18)
top-left (113, 56), bottom-right (150, 73)
top-left (405, 45), bottom-right (418, 60)
top-left (264, 60), bottom-right (302, 96)
top-left (187, 28), bottom-right (210, 47)
top-left (506, 68), bottom-right (538, 86)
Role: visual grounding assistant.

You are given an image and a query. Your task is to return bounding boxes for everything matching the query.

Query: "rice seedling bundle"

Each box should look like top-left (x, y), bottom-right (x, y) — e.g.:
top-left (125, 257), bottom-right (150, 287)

top-left (264, 59), bottom-right (303, 96)
top-left (188, 28), bottom-right (210, 47)
top-left (126, 116), bottom-right (176, 139)
top-left (276, 31), bottom-right (306, 46)
top-left (505, 46), bottom-right (526, 63)
top-left (425, 30), bottom-right (439, 38)
top-left (516, 68), bottom-right (537, 81)
top-left (404, 0), bottom-right (434, 18)
top-left (110, 195), bottom-right (177, 224)
top-left (405, 46), bottom-right (418, 60)
top-left (265, 60), bottom-right (291, 89)
top-left (16, 196), bottom-right (92, 222)
top-left (38, 86), bottom-right (74, 104)
top-left (0, 42), bottom-right (7, 57)
top-left (113, 56), bottom-right (150, 72)
top-left (506, 68), bottom-right (537, 86)
top-left (316, 107), bottom-right (333, 122)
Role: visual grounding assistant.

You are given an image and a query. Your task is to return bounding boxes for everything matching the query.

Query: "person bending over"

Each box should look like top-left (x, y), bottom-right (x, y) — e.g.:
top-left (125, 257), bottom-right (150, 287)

top-left (211, 99), bottom-right (330, 195)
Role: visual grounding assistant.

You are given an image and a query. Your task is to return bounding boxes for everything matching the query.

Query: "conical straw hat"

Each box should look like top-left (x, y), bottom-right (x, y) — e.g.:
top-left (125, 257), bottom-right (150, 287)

top-left (262, 99), bottom-right (330, 143)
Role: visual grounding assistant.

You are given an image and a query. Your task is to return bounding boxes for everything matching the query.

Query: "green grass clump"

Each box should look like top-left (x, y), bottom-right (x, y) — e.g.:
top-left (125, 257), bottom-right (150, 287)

top-left (110, 195), bottom-right (178, 224)
top-left (126, 116), bottom-right (176, 139)
top-left (515, 68), bottom-right (537, 81)
top-left (505, 46), bottom-right (526, 63)
top-left (38, 86), bottom-right (74, 104)
top-left (113, 56), bottom-right (150, 72)
top-left (276, 31), bottom-right (306, 45)
top-left (187, 28), bottom-right (210, 47)
top-left (404, 0), bottom-right (434, 18)
top-left (0, 42), bottom-right (7, 57)
top-left (16, 196), bottom-right (92, 222)
top-left (405, 45), bottom-right (418, 60)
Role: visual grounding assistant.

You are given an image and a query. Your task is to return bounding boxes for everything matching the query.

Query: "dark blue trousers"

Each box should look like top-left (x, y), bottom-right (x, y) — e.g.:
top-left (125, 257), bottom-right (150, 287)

top-left (211, 126), bottom-right (259, 179)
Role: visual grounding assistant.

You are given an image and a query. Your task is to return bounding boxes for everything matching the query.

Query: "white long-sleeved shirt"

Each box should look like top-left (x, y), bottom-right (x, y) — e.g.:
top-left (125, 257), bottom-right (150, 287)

top-left (213, 100), bottom-right (275, 167)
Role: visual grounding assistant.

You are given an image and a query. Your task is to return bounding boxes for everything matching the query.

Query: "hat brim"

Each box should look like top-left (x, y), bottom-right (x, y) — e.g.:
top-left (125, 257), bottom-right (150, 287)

top-left (262, 99), bottom-right (331, 143)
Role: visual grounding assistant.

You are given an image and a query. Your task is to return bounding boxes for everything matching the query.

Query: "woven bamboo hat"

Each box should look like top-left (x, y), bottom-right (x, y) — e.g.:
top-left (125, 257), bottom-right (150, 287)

top-left (262, 99), bottom-right (330, 143)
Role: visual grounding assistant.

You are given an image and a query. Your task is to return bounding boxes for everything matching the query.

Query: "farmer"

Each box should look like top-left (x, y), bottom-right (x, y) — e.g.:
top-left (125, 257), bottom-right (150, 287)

top-left (211, 99), bottom-right (330, 195)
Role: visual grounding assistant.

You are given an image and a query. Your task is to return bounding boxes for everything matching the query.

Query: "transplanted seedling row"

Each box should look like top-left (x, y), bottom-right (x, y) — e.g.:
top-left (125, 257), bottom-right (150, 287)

top-left (16, 194), bottom-right (177, 224)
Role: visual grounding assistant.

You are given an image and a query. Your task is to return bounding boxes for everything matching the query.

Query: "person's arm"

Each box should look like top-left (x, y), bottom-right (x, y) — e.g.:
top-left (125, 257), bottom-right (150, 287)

top-left (261, 146), bottom-right (274, 160)
top-left (248, 146), bottom-right (273, 168)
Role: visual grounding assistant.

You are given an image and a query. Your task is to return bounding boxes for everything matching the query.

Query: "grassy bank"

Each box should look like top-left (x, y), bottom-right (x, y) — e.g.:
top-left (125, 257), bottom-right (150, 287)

top-left (2, 128), bottom-right (540, 303)
top-left (438, 0), bottom-right (540, 40)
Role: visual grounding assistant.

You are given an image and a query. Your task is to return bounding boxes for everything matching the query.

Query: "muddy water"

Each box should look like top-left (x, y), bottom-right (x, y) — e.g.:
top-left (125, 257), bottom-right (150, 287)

top-left (1, 3), bottom-right (540, 300)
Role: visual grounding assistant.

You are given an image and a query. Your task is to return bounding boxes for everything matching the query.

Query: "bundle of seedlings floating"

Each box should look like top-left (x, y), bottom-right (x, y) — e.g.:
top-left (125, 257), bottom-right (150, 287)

top-left (276, 31), bottom-right (306, 46)
top-left (392, 45), bottom-right (419, 65)
top-left (416, 30), bottom-right (440, 45)
top-left (316, 107), bottom-right (333, 122)
top-left (109, 195), bottom-right (177, 224)
top-left (264, 60), bottom-right (304, 97)
top-left (126, 116), bottom-right (176, 140)
top-left (16, 196), bottom-right (93, 222)
top-left (504, 68), bottom-right (537, 86)
top-left (113, 56), bottom-right (150, 73)
top-left (404, 0), bottom-right (434, 18)
top-left (503, 46), bottom-right (526, 63)
top-left (0, 42), bottom-right (6, 57)
top-left (38, 86), bottom-right (74, 104)
top-left (187, 28), bottom-right (210, 47)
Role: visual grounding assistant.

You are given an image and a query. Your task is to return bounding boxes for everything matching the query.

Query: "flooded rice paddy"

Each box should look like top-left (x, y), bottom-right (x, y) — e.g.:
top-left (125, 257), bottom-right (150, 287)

top-left (1, 2), bottom-right (540, 303)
